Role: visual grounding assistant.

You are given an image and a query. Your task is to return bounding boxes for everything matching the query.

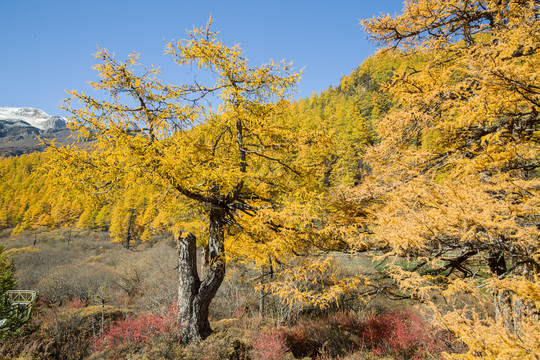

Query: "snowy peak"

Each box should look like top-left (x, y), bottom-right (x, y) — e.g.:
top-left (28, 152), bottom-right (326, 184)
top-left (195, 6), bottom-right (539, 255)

top-left (0, 106), bottom-right (66, 130)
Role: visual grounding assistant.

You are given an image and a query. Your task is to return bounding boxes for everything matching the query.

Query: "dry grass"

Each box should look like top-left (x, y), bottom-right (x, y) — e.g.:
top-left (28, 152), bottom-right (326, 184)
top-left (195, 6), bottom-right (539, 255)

top-left (1, 228), bottom-right (466, 359)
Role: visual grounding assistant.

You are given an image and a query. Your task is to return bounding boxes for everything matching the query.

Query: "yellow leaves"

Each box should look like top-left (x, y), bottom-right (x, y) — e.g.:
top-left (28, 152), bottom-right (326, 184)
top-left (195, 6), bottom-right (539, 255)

top-left (386, 265), bottom-right (440, 301)
top-left (496, 276), bottom-right (540, 310)
top-left (48, 20), bottom-right (329, 278)
top-left (0, 152), bottom-right (91, 232)
top-left (369, 174), bottom-right (540, 258)
top-left (165, 19), bottom-right (299, 120)
top-left (362, 0), bottom-right (472, 50)
top-left (360, 0), bottom-right (540, 247)
top-left (365, 5), bottom-right (540, 180)
top-left (384, 266), bottom-right (540, 358)
top-left (260, 257), bottom-right (370, 310)
top-left (357, 2), bottom-right (540, 356)
top-left (440, 308), bottom-right (540, 359)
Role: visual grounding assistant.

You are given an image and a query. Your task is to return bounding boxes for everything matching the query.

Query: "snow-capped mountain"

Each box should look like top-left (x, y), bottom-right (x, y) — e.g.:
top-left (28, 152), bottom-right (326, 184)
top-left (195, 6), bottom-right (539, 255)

top-left (0, 106), bottom-right (66, 131)
top-left (0, 106), bottom-right (74, 156)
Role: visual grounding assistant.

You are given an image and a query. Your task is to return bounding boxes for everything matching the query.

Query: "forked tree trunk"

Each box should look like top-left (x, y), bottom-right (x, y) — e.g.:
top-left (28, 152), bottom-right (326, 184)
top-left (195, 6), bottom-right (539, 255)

top-left (177, 206), bottom-right (226, 344)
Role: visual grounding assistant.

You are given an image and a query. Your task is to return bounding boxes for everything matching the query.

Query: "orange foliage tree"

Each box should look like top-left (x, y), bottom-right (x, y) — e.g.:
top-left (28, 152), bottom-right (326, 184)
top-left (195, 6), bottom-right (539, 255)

top-left (351, 1), bottom-right (540, 358)
top-left (49, 20), bottom-right (331, 343)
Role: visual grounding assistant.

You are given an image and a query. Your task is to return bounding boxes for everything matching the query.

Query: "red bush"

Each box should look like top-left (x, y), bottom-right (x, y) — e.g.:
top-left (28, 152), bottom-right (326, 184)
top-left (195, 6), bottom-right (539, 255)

top-left (359, 310), bottom-right (453, 359)
top-left (251, 329), bottom-right (289, 360)
top-left (92, 304), bottom-right (179, 354)
top-left (279, 309), bottom-right (458, 359)
top-left (66, 297), bottom-right (86, 309)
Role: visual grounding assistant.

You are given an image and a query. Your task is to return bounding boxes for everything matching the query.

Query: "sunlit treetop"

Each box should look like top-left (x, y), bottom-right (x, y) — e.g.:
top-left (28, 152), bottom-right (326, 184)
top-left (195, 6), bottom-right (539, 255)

top-left (50, 19), bottom-right (333, 267)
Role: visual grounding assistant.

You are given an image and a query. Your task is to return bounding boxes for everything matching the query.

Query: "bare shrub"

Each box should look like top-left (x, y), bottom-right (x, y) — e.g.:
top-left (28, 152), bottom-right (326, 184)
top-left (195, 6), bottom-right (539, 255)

top-left (211, 264), bottom-right (257, 321)
top-left (0, 303), bottom-right (128, 360)
top-left (37, 262), bottom-right (115, 304)
top-left (7, 228), bottom-right (115, 291)
top-left (82, 241), bottom-right (177, 311)
top-left (133, 243), bottom-right (177, 311)
top-left (12, 246), bottom-right (73, 290)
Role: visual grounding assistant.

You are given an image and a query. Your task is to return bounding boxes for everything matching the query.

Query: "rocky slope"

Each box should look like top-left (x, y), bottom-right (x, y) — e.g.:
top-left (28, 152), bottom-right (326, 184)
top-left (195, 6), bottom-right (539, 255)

top-left (0, 107), bottom-right (67, 130)
top-left (0, 107), bottom-right (73, 156)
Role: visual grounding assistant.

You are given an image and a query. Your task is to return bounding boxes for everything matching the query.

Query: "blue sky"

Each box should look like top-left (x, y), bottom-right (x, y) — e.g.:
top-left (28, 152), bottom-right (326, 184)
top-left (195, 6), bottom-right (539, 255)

top-left (1, 0), bottom-right (404, 116)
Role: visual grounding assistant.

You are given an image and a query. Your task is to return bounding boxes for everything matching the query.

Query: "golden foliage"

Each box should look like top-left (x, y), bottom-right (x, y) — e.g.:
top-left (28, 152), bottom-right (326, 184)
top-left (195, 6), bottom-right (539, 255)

top-left (259, 257), bottom-right (369, 310)
top-left (47, 20), bottom-right (341, 301)
top-left (356, 1), bottom-right (540, 357)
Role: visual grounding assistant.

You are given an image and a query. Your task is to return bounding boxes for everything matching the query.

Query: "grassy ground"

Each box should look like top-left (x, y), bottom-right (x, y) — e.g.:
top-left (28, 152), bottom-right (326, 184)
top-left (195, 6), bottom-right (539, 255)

top-left (0, 228), bottom-right (464, 359)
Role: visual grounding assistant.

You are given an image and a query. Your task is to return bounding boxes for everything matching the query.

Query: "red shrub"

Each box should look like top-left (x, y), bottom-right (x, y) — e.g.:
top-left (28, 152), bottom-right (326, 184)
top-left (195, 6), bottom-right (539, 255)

top-left (92, 304), bottom-right (179, 355)
top-left (251, 329), bottom-right (289, 360)
top-left (359, 310), bottom-right (453, 359)
top-left (66, 297), bottom-right (86, 309)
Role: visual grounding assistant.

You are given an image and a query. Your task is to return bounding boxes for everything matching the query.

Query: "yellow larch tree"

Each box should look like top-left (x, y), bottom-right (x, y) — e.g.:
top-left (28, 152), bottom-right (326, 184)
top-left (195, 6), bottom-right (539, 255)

top-left (356, 1), bottom-right (540, 358)
top-left (49, 20), bottom-right (327, 343)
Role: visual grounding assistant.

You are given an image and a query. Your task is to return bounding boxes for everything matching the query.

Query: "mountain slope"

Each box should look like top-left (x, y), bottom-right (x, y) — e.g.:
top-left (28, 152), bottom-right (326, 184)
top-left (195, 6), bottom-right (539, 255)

top-left (0, 107), bottom-right (66, 130)
top-left (0, 107), bottom-right (72, 157)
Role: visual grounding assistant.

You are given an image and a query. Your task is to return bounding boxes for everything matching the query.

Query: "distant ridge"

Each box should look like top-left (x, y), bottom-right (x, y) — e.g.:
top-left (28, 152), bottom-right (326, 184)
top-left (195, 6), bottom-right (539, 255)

top-left (0, 106), bottom-right (67, 131)
top-left (0, 106), bottom-right (73, 157)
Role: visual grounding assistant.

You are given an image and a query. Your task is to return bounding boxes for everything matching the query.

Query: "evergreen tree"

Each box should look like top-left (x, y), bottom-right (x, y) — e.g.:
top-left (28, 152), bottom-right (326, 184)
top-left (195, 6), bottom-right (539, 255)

top-left (0, 246), bottom-right (17, 334)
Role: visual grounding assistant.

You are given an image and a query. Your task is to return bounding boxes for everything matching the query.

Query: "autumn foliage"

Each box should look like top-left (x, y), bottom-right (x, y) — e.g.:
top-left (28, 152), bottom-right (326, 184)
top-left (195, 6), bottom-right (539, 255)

top-left (0, 0), bottom-right (539, 358)
top-left (354, 0), bottom-right (540, 358)
top-left (93, 304), bottom-right (179, 357)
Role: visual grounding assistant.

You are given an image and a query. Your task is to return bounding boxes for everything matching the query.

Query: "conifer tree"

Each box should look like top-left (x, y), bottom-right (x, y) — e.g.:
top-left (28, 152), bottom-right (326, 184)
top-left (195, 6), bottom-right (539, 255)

top-left (0, 246), bottom-right (17, 334)
top-left (50, 20), bottom-right (323, 343)
top-left (357, 1), bottom-right (540, 357)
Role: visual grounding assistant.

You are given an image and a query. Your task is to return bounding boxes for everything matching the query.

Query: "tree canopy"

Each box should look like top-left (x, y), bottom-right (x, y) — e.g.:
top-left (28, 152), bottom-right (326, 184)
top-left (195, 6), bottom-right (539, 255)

top-left (354, 1), bottom-right (540, 357)
top-left (49, 19), bottom-right (334, 342)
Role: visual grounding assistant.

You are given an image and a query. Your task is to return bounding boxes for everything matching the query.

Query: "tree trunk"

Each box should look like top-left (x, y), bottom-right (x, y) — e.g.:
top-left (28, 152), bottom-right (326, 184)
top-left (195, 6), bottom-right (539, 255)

top-left (125, 209), bottom-right (135, 249)
top-left (177, 206), bottom-right (226, 344)
top-left (259, 266), bottom-right (265, 317)
top-left (202, 242), bottom-right (210, 271)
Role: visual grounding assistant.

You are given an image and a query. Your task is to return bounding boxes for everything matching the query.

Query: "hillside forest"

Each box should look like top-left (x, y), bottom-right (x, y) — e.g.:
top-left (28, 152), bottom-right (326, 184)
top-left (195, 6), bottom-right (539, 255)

top-left (1, 1), bottom-right (539, 359)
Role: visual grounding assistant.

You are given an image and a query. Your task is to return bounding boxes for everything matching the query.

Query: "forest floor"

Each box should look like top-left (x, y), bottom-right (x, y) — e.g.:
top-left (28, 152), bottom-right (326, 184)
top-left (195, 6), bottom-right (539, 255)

top-left (0, 228), bottom-right (463, 359)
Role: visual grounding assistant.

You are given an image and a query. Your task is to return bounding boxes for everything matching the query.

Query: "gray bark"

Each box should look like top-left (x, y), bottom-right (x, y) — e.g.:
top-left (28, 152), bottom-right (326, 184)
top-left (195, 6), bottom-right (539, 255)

top-left (177, 206), bottom-right (226, 344)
